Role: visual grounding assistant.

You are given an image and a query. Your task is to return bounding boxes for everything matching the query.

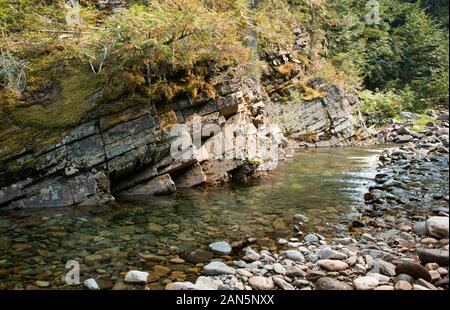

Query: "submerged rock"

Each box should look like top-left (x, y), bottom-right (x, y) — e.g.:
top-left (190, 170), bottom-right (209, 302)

top-left (184, 249), bottom-right (214, 263)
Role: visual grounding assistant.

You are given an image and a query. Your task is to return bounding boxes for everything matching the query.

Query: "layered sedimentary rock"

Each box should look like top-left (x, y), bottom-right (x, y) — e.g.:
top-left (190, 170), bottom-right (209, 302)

top-left (0, 76), bottom-right (286, 209)
top-left (263, 27), bottom-right (369, 147)
top-left (267, 84), bottom-right (369, 147)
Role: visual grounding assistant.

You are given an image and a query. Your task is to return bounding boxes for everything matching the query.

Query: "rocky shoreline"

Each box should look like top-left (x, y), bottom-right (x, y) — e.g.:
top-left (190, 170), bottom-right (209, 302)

top-left (139, 112), bottom-right (448, 291)
top-left (1, 112), bottom-right (448, 291)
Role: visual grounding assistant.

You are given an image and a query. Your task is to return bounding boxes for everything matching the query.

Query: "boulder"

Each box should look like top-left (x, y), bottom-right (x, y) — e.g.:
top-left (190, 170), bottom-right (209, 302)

top-left (208, 241), bottom-right (232, 255)
top-left (121, 174), bottom-right (176, 196)
top-left (395, 262), bottom-right (431, 281)
top-left (175, 163), bottom-right (207, 188)
top-left (418, 249), bottom-right (449, 266)
top-left (425, 216), bottom-right (449, 238)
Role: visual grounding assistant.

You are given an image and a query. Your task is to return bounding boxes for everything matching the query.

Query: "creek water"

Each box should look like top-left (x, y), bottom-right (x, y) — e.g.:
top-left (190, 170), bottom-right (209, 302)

top-left (0, 147), bottom-right (386, 289)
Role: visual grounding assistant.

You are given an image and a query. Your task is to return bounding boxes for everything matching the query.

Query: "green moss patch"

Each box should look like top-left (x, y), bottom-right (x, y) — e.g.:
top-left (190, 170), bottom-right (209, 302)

top-left (12, 70), bottom-right (102, 129)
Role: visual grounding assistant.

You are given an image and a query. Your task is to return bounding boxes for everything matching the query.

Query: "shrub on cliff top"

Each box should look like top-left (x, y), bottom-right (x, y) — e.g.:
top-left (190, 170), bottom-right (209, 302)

top-left (359, 88), bottom-right (415, 126)
top-left (0, 0), bottom-right (260, 127)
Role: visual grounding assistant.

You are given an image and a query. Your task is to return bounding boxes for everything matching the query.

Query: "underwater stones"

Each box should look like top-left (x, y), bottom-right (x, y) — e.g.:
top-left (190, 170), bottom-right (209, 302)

top-left (84, 254), bottom-right (103, 266)
top-left (169, 257), bottom-right (186, 264)
top-left (138, 253), bottom-right (167, 262)
top-left (0, 236), bottom-right (11, 251)
top-left (35, 281), bottom-right (50, 288)
top-left (184, 249), bottom-right (214, 263)
top-left (152, 265), bottom-right (171, 277)
top-left (147, 223), bottom-right (164, 233)
top-left (272, 218), bottom-right (288, 231)
top-left (11, 242), bottom-right (32, 252)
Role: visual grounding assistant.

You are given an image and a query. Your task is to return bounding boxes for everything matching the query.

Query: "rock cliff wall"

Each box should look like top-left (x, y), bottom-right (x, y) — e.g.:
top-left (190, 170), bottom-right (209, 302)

top-left (267, 84), bottom-right (369, 147)
top-left (0, 23), bottom-right (369, 210)
top-left (262, 28), bottom-right (369, 147)
top-left (0, 76), bottom-right (286, 209)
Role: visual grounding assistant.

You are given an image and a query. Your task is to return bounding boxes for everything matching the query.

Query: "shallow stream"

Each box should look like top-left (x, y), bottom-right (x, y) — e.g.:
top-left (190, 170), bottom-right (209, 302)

top-left (0, 147), bottom-right (386, 289)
